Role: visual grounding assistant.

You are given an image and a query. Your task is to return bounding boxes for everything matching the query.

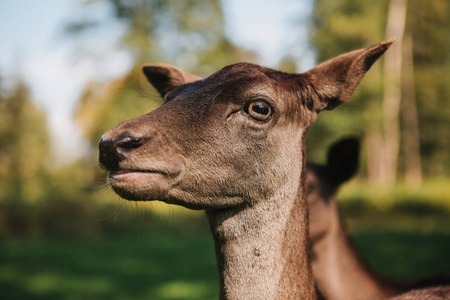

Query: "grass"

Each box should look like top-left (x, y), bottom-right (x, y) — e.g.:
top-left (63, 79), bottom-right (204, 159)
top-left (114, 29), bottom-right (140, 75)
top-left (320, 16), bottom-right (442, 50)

top-left (339, 179), bottom-right (450, 210)
top-left (352, 231), bottom-right (450, 281)
top-left (0, 233), bottom-right (218, 300)
top-left (1, 229), bottom-right (449, 300)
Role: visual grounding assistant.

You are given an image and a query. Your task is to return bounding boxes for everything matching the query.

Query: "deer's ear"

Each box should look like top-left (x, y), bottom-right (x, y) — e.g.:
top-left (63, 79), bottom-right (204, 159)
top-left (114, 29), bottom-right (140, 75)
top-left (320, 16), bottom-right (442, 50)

top-left (303, 38), bottom-right (394, 111)
top-left (326, 137), bottom-right (360, 184)
top-left (142, 64), bottom-right (202, 98)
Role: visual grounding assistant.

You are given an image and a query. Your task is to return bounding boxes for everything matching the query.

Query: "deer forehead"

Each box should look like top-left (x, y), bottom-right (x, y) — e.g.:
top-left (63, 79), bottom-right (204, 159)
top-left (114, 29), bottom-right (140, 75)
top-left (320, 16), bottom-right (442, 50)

top-left (162, 63), bottom-right (313, 126)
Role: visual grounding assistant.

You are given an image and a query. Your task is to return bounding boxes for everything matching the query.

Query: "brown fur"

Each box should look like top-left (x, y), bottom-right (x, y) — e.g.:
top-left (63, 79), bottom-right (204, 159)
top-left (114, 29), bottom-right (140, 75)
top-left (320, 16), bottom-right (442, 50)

top-left (99, 39), bottom-right (393, 299)
top-left (390, 286), bottom-right (450, 300)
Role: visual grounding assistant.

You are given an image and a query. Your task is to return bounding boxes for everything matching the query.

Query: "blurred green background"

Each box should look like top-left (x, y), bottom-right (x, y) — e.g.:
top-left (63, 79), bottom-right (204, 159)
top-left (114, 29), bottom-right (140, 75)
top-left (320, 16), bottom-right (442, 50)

top-left (0, 0), bottom-right (449, 299)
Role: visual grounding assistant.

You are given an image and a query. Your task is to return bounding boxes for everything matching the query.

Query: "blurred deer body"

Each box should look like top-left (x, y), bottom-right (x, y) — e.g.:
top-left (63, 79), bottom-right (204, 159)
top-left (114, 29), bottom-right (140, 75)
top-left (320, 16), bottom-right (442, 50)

top-left (391, 286), bottom-right (450, 299)
top-left (307, 138), bottom-right (400, 300)
top-left (98, 40), bottom-right (393, 299)
top-left (307, 138), bottom-right (449, 300)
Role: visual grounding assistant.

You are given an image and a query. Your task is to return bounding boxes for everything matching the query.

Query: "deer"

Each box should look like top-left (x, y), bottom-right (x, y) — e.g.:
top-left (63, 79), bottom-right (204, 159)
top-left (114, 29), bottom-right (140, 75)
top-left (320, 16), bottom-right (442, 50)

top-left (98, 39), bottom-right (394, 299)
top-left (306, 137), bottom-right (450, 300)
top-left (390, 286), bottom-right (450, 299)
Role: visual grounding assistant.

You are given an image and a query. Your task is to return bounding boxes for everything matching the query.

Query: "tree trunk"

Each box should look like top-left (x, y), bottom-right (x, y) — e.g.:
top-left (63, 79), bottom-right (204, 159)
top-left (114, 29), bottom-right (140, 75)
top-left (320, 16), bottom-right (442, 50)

top-left (365, 75), bottom-right (386, 183)
top-left (381, 0), bottom-right (407, 184)
top-left (401, 33), bottom-right (422, 185)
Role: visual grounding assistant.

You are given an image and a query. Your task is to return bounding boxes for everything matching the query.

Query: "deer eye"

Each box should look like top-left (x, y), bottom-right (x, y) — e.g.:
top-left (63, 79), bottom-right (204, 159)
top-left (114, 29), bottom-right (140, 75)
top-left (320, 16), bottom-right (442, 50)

top-left (244, 101), bottom-right (272, 121)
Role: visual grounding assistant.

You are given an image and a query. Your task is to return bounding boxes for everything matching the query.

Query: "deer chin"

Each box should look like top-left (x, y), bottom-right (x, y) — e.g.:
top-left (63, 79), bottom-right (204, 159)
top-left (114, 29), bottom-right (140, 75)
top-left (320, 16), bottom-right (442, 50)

top-left (108, 168), bottom-right (182, 201)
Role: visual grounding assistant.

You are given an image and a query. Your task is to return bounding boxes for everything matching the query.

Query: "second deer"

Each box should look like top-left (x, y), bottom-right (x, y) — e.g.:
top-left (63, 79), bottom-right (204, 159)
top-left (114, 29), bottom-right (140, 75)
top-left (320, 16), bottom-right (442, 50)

top-left (306, 138), bottom-right (450, 300)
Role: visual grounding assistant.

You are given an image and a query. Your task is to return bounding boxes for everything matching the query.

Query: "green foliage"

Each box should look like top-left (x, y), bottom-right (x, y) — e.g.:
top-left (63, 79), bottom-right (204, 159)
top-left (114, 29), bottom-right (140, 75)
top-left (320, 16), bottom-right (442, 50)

top-left (0, 80), bottom-right (50, 203)
top-left (308, 0), bottom-right (450, 177)
top-left (311, 0), bottom-right (388, 62)
top-left (1, 230), bottom-right (449, 299)
top-left (408, 0), bottom-right (450, 176)
top-left (339, 179), bottom-right (450, 209)
top-left (68, 0), bottom-right (255, 69)
top-left (335, 179), bottom-right (450, 234)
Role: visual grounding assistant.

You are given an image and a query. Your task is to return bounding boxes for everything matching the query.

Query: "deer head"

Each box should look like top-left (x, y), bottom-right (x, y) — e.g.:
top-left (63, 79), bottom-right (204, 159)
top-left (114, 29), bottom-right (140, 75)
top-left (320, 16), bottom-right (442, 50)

top-left (99, 40), bottom-right (393, 211)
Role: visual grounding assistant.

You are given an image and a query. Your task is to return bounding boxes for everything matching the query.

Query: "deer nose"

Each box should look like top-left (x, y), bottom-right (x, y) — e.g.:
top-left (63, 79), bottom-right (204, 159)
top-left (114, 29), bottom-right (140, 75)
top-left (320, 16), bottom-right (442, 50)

top-left (98, 135), bottom-right (145, 170)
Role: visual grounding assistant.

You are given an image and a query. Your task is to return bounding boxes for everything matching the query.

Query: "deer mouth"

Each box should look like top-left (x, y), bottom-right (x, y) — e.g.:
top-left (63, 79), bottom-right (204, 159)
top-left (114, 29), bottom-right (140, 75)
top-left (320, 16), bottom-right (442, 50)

top-left (106, 163), bottom-right (184, 201)
top-left (109, 169), bottom-right (167, 182)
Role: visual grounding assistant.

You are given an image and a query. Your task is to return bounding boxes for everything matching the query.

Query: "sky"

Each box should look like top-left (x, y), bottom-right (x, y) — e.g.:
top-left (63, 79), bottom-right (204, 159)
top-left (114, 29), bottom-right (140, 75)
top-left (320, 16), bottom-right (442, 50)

top-left (0, 0), bottom-right (314, 164)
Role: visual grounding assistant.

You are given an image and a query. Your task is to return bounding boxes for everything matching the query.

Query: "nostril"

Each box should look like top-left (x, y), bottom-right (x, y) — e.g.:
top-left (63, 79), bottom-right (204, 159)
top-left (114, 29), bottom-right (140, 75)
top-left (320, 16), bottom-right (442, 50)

top-left (98, 135), bottom-right (145, 171)
top-left (99, 138), bottom-right (116, 155)
top-left (116, 136), bottom-right (145, 149)
top-left (98, 138), bottom-right (123, 170)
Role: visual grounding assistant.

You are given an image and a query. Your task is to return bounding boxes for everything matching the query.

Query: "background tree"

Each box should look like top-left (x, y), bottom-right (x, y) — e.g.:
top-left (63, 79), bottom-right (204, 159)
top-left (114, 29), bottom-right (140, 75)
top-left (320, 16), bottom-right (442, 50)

top-left (382, 0), bottom-right (407, 184)
top-left (401, 33), bottom-right (421, 185)
top-left (308, 0), bottom-right (449, 182)
top-left (0, 79), bottom-right (50, 203)
top-left (0, 77), bottom-right (51, 236)
top-left (406, 0), bottom-right (450, 178)
top-left (66, 0), bottom-right (256, 73)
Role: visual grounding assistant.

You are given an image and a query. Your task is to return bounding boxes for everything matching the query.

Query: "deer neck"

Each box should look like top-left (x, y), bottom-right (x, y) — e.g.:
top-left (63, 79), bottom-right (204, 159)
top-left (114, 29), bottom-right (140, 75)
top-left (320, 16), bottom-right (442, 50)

top-left (311, 198), bottom-right (396, 300)
top-left (206, 176), bottom-right (316, 300)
